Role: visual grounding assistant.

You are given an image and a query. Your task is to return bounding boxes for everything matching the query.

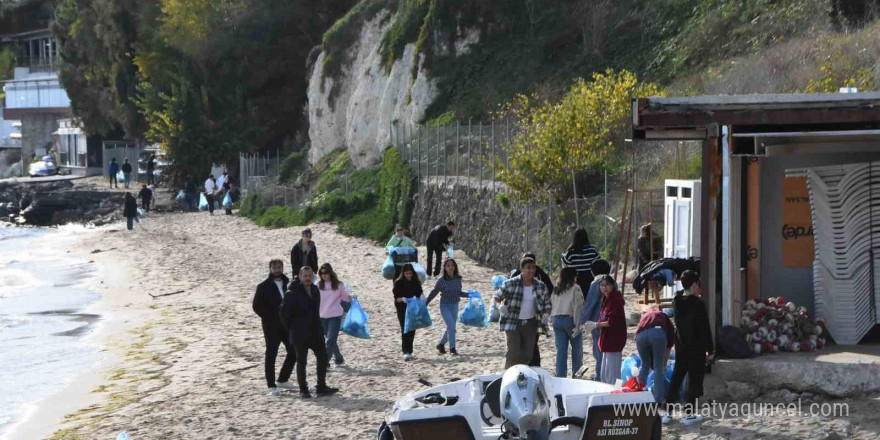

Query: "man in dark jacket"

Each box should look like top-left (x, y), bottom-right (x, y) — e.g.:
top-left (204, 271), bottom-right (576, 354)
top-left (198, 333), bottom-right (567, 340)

top-left (108, 158), bottom-right (119, 188)
top-left (280, 266), bottom-right (338, 398)
top-left (666, 270), bottom-right (714, 426)
top-left (425, 221), bottom-right (456, 278)
top-left (290, 228), bottom-right (318, 278)
top-left (121, 158), bottom-right (133, 188)
top-left (253, 259), bottom-right (297, 396)
top-left (138, 184), bottom-right (153, 213)
top-left (510, 252), bottom-right (554, 367)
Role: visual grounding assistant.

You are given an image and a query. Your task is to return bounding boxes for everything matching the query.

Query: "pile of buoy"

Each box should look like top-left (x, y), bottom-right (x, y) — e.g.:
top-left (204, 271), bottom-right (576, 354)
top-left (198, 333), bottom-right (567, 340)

top-left (740, 297), bottom-right (826, 354)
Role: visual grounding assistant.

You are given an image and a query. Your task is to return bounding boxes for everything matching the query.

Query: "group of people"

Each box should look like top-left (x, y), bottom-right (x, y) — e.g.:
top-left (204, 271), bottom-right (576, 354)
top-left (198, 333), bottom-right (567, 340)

top-left (178, 171), bottom-right (235, 214)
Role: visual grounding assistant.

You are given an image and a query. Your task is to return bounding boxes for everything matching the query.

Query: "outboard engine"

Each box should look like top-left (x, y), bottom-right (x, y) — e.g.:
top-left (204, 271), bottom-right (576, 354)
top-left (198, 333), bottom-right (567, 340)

top-left (499, 365), bottom-right (551, 440)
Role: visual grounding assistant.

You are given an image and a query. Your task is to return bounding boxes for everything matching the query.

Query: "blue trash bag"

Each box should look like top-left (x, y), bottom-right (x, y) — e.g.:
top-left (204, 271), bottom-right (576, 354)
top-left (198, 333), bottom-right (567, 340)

top-left (116, 170), bottom-right (125, 182)
top-left (460, 290), bottom-right (489, 328)
top-left (489, 302), bottom-right (501, 323)
top-left (381, 255), bottom-right (396, 280)
top-left (411, 262), bottom-right (428, 282)
top-left (404, 297), bottom-right (432, 333)
top-left (621, 354), bottom-right (642, 383)
top-left (198, 193), bottom-right (208, 211)
top-left (176, 190), bottom-right (186, 201)
top-left (492, 275), bottom-right (508, 290)
top-left (341, 297), bottom-right (370, 339)
top-left (222, 192), bottom-right (233, 207)
top-left (116, 432), bottom-right (132, 440)
top-left (447, 244), bottom-right (454, 259)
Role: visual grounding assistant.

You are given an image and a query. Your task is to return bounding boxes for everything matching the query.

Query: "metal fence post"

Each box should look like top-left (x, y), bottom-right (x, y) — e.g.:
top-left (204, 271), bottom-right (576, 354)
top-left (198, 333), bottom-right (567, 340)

top-left (467, 119), bottom-right (472, 192)
top-left (455, 121), bottom-right (460, 184)
top-left (479, 122), bottom-right (483, 189)
top-left (548, 196), bottom-right (552, 273)
top-left (492, 120), bottom-right (496, 192)
top-left (436, 123), bottom-right (440, 184)
top-left (417, 125), bottom-right (421, 194)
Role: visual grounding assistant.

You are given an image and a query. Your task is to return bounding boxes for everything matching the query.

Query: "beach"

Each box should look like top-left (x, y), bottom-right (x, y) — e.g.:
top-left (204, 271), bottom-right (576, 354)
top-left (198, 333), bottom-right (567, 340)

top-left (13, 213), bottom-right (878, 440)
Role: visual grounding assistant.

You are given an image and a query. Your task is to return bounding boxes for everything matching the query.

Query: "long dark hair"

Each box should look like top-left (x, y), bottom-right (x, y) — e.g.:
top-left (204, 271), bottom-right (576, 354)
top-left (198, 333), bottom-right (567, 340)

top-left (568, 228), bottom-right (591, 252)
top-left (555, 267), bottom-right (578, 294)
top-left (597, 274), bottom-right (618, 293)
top-left (318, 263), bottom-right (340, 290)
top-left (395, 263), bottom-right (416, 283)
top-left (442, 258), bottom-right (461, 279)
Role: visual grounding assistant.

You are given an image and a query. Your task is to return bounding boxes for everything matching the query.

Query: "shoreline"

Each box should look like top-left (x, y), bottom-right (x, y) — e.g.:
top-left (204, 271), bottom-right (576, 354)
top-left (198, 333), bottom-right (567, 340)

top-left (3, 225), bottom-right (157, 440)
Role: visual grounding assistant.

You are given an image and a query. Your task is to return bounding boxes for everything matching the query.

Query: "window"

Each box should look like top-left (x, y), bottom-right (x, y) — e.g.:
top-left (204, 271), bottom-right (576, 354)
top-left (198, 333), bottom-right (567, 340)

top-left (682, 187), bottom-right (692, 198)
top-left (667, 186), bottom-right (678, 197)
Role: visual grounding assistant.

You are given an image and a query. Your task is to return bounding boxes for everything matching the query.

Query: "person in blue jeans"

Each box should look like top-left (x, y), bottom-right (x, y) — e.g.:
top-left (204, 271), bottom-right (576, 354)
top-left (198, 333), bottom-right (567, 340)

top-left (550, 267), bottom-right (584, 377)
top-left (317, 263), bottom-right (351, 365)
top-left (634, 309), bottom-right (675, 403)
top-left (580, 258), bottom-right (611, 381)
top-left (122, 192), bottom-right (138, 230)
top-left (108, 158), bottom-right (119, 188)
top-left (425, 258), bottom-right (468, 355)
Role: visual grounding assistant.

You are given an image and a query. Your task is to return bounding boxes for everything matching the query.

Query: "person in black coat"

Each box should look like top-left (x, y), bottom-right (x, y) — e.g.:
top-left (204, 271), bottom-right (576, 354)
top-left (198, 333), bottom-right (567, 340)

top-left (280, 266), bottom-right (338, 398)
top-left (290, 228), bottom-right (319, 278)
top-left (666, 270), bottom-right (714, 425)
top-left (510, 252), bottom-right (554, 367)
top-left (252, 259), bottom-right (297, 395)
top-left (121, 158), bottom-right (133, 188)
top-left (393, 263), bottom-right (423, 360)
top-left (138, 184), bottom-right (153, 213)
top-left (425, 221), bottom-right (456, 278)
top-left (123, 192), bottom-right (138, 230)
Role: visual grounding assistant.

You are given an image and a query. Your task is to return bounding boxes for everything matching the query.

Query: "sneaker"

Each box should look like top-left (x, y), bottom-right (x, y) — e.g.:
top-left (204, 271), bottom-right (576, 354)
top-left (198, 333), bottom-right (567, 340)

top-left (276, 381), bottom-right (297, 391)
top-left (450, 348), bottom-right (458, 356)
top-left (267, 387), bottom-right (281, 397)
top-left (334, 359), bottom-right (345, 366)
top-left (661, 414), bottom-right (672, 425)
top-left (299, 390), bottom-right (312, 399)
top-left (316, 385), bottom-right (339, 397)
top-left (436, 343), bottom-right (446, 354)
top-left (404, 353), bottom-right (413, 361)
top-left (682, 414), bottom-right (703, 426)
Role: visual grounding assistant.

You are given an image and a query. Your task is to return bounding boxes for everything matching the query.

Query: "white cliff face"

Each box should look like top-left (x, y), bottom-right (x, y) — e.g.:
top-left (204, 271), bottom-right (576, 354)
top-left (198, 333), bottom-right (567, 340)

top-left (307, 14), bottom-right (475, 168)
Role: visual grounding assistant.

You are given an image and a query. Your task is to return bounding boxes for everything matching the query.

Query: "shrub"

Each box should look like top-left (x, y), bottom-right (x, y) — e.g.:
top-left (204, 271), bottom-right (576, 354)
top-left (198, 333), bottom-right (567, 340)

top-left (279, 147), bottom-right (310, 182)
top-left (495, 191), bottom-right (510, 209)
top-left (338, 207), bottom-right (393, 241)
top-left (237, 194), bottom-right (265, 219)
top-left (255, 206), bottom-right (307, 228)
top-left (314, 150), bottom-right (354, 194)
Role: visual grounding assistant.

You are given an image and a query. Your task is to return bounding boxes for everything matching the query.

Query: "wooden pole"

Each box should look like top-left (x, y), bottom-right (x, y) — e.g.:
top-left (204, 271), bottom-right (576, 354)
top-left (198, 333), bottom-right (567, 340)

top-left (613, 176), bottom-right (630, 280)
top-left (622, 188), bottom-right (636, 291)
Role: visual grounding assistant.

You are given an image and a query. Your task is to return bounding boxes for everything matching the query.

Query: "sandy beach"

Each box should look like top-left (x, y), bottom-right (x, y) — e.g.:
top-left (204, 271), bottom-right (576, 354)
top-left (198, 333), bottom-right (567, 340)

top-left (24, 213), bottom-right (880, 440)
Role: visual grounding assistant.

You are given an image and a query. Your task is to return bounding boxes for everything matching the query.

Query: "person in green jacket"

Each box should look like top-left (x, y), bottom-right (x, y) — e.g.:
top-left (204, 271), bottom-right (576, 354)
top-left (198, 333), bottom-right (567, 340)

top-left (387, 225), bottom-right (417, 280)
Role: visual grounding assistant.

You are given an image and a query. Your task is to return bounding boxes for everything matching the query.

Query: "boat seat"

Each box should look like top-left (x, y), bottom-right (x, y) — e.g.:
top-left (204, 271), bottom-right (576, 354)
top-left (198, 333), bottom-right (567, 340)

top-left (480, 378), bottom-right (503, 426)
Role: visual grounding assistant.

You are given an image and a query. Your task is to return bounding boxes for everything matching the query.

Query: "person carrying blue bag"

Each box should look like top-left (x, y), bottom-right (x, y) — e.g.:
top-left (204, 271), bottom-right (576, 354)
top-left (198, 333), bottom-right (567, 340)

top-left (425, 258), bottom-right (468, 356)
top-left (341, 294), bottom-right (370, 340)
top-left (393, 264), bottom-right (424, 361)
top-left (460, 290), bottom-right (489, 328)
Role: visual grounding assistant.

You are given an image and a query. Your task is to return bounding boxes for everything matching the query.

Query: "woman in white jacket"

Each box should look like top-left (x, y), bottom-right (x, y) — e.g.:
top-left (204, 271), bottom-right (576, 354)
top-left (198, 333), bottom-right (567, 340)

top-left (550, 267), bottom-right (584, 377)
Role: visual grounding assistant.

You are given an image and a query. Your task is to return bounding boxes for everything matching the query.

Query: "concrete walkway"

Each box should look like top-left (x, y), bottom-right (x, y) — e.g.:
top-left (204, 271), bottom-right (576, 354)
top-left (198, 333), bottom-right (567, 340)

top-left (0, 174), bottom-right (88, 185)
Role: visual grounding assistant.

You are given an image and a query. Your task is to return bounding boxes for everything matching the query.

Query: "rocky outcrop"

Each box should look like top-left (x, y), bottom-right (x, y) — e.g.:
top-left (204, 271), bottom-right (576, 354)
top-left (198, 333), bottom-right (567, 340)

top-left (307, 13), bottom-right (477, 168)
top-left (0, 181), bottom-right (125, 226)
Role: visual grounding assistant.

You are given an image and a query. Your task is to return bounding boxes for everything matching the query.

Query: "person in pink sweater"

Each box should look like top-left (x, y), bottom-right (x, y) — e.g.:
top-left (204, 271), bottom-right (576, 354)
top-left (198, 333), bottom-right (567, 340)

top-left (317, 263), bottom-right (351, 365)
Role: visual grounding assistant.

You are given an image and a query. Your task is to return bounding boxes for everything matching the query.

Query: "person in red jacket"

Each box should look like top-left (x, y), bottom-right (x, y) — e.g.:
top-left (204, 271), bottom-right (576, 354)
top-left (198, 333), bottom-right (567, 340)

top-left (596, 275), bottom-right (626, 384)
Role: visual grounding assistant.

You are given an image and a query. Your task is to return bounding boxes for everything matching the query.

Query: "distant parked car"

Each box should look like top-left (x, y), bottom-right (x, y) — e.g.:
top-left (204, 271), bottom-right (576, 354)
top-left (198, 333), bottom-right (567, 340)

top-left (28, 156), bottom-right (58, 177)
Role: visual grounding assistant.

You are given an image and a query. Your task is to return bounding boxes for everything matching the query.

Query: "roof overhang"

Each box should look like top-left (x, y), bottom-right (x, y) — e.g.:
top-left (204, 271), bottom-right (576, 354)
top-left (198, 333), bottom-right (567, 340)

top-left (3, 107), bottom-right (71, 119)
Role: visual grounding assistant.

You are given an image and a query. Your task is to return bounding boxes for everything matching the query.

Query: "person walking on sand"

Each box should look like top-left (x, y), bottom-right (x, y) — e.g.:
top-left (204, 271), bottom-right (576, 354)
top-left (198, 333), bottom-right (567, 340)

top-left (494, 257), bottom-right (552, 369)
top-left (280, 266), bottom-right (339, 399)
top-left (635, 308), bottom-right (674, 403)
top-left (138, 184), bottom-right (152, 213)
top-left (317, 263), bottom-right (351, 366)
top-left (561, 228), bottom-right (602, 299)
top-left (108, 158), bottom-right (119, 189)
top-left (387, 225), bottom-right (417, 280)
top-left (217, 170), bottom-right (228, 190)
top-left (665, 270), bottom-right (713, 426)
top-left (121, 158), bottom-right (133, 189)
top-left (204, 174), bottom-right (217, 215)
top-left (393, 263), bottom-right (423, 361)
top-left (222, 180), bottom-right (234, 215)
top-left (596, 275), bottom-right (626, 385)
top-left (580, 258), bottom-right (611, 381)
top-left (123, 192), bottom-right (138, 230)
top-left (509, 252), bottom-right (554, 367)
top-left (290, 228), bottom-right (319, 278)
top-left (146, 154), bottom-right (156, 185)
top-left (425, 258), bottom-right (468, 355)
top-left (252, 259), bottom-right (297, 396)
top-left (551, 267), bottom-right (584, 378)
top-left (425, 221), bottom-right (455, 279)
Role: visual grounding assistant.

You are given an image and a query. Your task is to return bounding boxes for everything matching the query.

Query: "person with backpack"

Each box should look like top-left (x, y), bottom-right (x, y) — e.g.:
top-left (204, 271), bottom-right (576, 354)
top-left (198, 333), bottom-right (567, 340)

top-left (665, 270), bottom-right (714, 426)
top-left (425, 258), bottom-right (468, 355)
top-left (108, 158), bottom-right (119, 189)
top-left (252, 259), bottom-right (297, 396)
top-left (393, 263), bottom-right (423, 361)
top-left (494, 257), bottom-right (552, 369)
top-left (280, 266), bottom-right (339, 398)
top-left (634, 308), bottom-right (675, 403)
top-left (317, 263), bottom-right (351, 366)
top-left (509, 252), bottom-right (554, 367)
top-left (290, 228), bottom-right (319, 278)
top-left (425, 221), bottom-right (455, 279)
top-left (596, 275), bottom-right (626, 385)
top-left (122, 192), bottom-right (138, 230)
top-left (121, 158), bottom-right (133, 188)
top-left (387, 225), bottom-right (417, 280)
top-left (580, 258), bottom-right (611, 381)
top-left (551, 267), bottom-right (584, 377)
top-left (561, 228), bottom-right (602, 299)
top-left (138, 184), bottom-right (153, 213)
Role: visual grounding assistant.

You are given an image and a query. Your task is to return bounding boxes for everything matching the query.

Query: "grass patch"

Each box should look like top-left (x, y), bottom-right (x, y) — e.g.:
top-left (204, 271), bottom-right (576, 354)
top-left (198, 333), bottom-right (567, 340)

top-left (279, 146), bottom-right (310, 182)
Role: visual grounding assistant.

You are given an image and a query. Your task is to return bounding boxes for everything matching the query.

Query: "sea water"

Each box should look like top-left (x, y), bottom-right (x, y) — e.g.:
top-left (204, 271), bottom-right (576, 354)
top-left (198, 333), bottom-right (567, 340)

top-left (0, 226), bottom-right (102, 439)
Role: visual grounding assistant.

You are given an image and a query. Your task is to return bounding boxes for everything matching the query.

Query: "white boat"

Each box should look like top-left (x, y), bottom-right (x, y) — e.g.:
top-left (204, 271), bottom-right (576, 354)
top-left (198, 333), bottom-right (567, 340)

top-left (378, 365), bottom-right (661, 440)
top-left (28, 156), bottom-right (58, 177)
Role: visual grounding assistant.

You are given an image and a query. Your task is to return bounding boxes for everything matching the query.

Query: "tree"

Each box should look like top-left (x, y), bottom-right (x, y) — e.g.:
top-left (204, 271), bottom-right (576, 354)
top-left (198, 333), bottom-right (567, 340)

top-left (498, 69), bottom-right (664, 201)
